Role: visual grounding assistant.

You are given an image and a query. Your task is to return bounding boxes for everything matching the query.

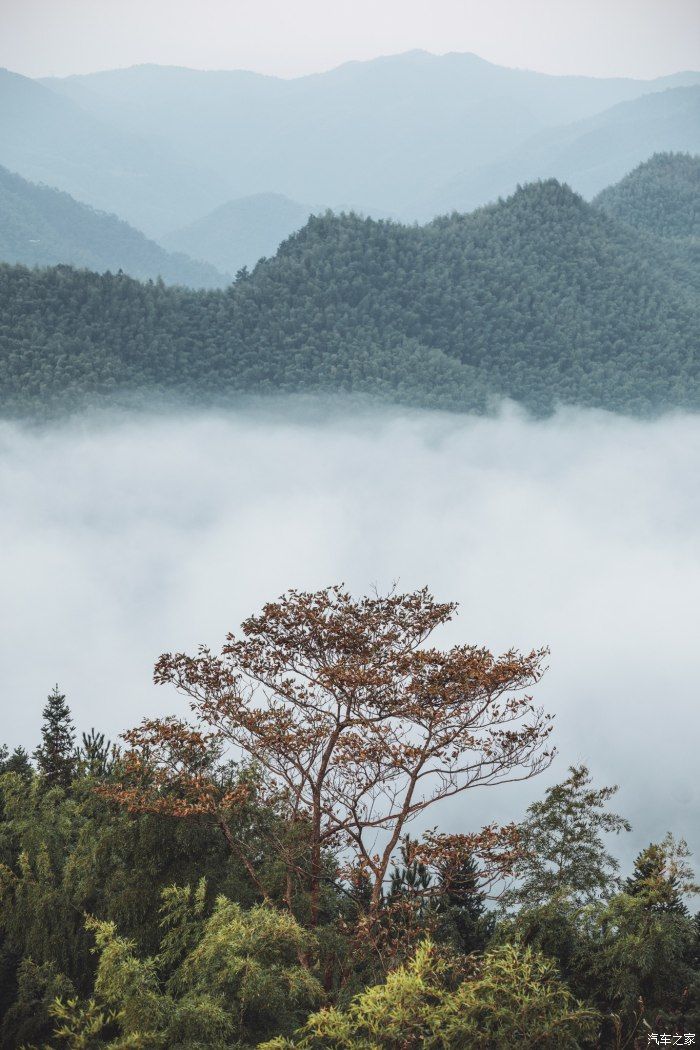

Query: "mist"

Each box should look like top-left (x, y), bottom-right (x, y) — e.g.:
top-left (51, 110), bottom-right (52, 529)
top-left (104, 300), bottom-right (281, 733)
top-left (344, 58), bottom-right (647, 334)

top-left (3, 0), bottom-right (699, 80)
top-left (2, 401), bottom-right (699, 866)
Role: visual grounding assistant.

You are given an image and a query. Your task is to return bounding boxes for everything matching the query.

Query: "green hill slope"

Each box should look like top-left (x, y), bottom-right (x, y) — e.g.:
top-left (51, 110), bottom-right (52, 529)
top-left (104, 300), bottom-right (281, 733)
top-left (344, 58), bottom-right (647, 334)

top-left (159, 193), bottom-right (312, 275)
top-left (0, 165), bottom-right (229, 287)
top-left (593, 152), bottom-right (699, 239)
top-left (1, 181), bottom-right (697, 418)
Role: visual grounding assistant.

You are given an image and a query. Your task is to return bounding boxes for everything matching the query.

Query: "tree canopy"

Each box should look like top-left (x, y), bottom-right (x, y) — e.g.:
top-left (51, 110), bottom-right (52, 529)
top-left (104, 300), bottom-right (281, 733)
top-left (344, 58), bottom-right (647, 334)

top-left (1, 587), bottom-right (699, 1048)
top-left (594, 152), bottom-right (700, 241)
top-left (1, 178), bottom-right (698, 419)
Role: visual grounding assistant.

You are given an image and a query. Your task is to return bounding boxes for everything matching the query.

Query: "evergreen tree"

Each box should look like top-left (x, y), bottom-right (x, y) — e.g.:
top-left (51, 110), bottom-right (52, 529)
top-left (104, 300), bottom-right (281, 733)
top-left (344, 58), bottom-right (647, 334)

top-left (33, 685), bottom-right (76, 788)
top-left (77, 728), bottom-right (113, 779)
top-left (435, 849), bottom-right (496, 955)
top-left (504, 765), bottom-right (631, 909)
top-left (438, 851), bottom-right (484, 919)
top-left (0, 744), bottom-right (32, 778)
top-left (389, 836), bottom-right (433, 902)
top-left (625, 834), bottom-right (697, 914)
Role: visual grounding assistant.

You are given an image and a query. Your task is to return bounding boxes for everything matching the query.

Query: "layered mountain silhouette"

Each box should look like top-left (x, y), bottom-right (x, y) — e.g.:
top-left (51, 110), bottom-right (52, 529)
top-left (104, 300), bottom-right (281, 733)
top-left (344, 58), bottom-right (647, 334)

top-left (0, 51), bottom-right (693, 234)
top-left (0, 164), bottom-right (228, 287)
top-left (421, 87), bottom-right (700, 218)
top-left (159, 193), bottom-right (313, 275)
top-left (2, 179), bottom-right (697, 418)
top-left (0, 67), bottom-right (230, 236)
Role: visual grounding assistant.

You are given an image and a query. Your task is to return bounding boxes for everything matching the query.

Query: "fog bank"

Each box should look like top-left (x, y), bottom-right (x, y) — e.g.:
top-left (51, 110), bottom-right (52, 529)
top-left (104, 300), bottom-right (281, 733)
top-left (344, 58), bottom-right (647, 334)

top-left (2, 402), bottom-right (699, 863)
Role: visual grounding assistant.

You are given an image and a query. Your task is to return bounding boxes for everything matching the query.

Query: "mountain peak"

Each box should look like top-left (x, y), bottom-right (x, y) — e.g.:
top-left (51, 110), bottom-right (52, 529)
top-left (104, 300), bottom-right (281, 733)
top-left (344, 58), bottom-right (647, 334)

top-left (505, 178), bottom-right (587, 212)
top-left (594, 150), bottom-right (700, 238)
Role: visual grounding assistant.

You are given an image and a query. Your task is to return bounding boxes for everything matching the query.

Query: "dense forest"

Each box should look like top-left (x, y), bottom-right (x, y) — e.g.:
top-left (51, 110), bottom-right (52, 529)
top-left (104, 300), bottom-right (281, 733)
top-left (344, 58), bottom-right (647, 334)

top-left (0, 165), bottom-right (227, 288)
top-left (1, 175), bottom-right (698, 419)
top-left (594, 152), bottom-right (700, 240)
top-left (1, 586), bottom-right (698, 1049)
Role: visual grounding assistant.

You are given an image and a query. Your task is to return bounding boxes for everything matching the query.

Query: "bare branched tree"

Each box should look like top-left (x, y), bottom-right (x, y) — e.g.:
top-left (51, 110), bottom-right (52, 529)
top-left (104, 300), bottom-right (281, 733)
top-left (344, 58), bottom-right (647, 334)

top-left (104, 586), bottom-right (554, 926)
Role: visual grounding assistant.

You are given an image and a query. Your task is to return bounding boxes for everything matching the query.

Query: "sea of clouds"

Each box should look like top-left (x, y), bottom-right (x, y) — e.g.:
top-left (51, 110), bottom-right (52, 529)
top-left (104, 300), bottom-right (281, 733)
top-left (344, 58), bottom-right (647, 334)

top-left (2, 400), bottom-right (699, 867)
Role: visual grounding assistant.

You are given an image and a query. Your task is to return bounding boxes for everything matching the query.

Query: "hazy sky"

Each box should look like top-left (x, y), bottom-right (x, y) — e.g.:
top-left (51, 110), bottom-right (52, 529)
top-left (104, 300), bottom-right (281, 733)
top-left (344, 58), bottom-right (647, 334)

top-left (2, 402), bottom-right (699, 867)
top-left (1, 0), bottom-right (698, 80)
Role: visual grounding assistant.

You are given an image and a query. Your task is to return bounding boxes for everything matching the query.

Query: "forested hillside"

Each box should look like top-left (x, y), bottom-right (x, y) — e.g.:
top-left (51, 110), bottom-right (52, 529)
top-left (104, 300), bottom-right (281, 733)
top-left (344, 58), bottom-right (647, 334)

top-left (594, 151), bottom-right (699, 239)
top-left (1, 180), bottom-right (697, 418)
top-left (0, 165), bottom-right (228, 287)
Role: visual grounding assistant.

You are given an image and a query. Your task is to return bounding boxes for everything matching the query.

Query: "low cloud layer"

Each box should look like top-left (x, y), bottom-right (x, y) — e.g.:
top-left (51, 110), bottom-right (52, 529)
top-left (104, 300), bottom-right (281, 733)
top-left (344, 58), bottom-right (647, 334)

top-left (2, 401), bottom-right (699, 866)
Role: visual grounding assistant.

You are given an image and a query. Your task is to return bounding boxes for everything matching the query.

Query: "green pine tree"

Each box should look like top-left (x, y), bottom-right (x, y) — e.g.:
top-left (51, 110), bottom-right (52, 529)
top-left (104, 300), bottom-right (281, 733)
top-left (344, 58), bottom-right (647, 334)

top-left (33, 685), bottom-right (76, 788)
top-left (0, 743), bottom-right (33, 778)
top-left (625, 835), bottom-right (697, 915)
top-left (78, 728), bottom-right (113, 779)
top-left (504, 765), bottom-right (631, 909)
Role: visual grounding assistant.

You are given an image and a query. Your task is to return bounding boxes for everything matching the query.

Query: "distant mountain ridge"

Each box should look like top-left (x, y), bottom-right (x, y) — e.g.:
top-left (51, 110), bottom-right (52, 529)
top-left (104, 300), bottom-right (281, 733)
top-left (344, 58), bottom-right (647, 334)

top-left (0, 164), bottom-right (229, 287)
top-left (0, 50), bottom-right (694, 234)
top-left (420, 86), bottom-right (700, 218)
top-left (0, 67), bottom-right (231, 236)
top-left (159, 193), bottom-right (313, 275)
top-left (1, 177), bottom-right (697, 418)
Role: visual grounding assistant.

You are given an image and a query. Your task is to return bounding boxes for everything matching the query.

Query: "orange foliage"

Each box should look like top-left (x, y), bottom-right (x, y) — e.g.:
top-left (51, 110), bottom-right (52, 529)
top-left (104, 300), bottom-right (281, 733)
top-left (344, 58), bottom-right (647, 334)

top-left (104, 586), bottom-right (554, 926)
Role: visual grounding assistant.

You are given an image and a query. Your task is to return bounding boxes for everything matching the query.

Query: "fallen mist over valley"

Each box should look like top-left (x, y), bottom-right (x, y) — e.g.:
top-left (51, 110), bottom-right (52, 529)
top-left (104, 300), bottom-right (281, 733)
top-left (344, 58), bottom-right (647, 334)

top-left (2, 400), bottom-right (699, 862)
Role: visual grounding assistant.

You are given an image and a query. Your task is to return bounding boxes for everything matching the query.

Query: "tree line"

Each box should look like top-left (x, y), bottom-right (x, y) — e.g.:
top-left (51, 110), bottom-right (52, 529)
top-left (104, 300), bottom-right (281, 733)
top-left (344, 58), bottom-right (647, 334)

top-left (1, 178), bottom-right (698, 420)
top-left (1, 586), bottom-right (698, 1048)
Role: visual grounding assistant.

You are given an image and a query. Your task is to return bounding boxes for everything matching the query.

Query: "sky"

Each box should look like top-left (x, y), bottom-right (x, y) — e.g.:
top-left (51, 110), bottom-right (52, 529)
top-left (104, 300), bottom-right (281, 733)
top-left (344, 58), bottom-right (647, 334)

top-left (2, 402), bottom-right (699, 867)
top-left (0, 0), bottom-right (698, 80)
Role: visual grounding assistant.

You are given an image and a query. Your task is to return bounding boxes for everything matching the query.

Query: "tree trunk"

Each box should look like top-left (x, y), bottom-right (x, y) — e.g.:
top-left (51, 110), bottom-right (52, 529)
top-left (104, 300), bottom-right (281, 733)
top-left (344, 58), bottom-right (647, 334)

top-left (310, 793), bottom-right (322, 926)
top-left (218, 817), bottom-right (271, 903)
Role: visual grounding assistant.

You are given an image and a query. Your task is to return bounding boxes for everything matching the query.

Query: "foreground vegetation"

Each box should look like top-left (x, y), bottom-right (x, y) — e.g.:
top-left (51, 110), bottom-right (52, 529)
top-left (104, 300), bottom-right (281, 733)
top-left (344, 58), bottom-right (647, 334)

top-left (1, 587), bottom-right (698, 1048)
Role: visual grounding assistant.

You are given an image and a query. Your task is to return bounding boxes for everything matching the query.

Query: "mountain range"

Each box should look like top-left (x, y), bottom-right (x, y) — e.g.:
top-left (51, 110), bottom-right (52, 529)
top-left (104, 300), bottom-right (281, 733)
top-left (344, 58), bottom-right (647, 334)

top-left (0, 67), bottom-right (230, 237)
top-left (420, 85), bottom-right (700, 218)
top-left (0, 51), bottom-right (698, 240)
top-left (1, 160), bottom-right (697, 419)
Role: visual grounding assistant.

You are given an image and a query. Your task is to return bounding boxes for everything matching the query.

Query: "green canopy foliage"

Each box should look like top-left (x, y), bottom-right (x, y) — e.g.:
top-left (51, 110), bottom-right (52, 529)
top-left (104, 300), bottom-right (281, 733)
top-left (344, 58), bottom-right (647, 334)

top-left (594, 152), bottom-right (700, 241)
top-left (1, 179), bottom-right (697, 419)
top-left (1, 676), bottom-right (699, 1048)
top-left (261, 939), bottom-right (598, 1050)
